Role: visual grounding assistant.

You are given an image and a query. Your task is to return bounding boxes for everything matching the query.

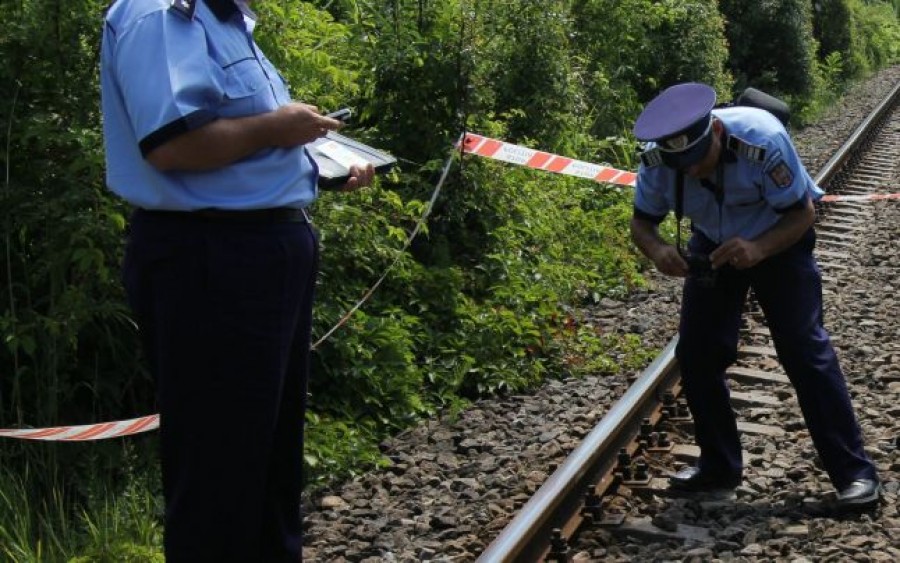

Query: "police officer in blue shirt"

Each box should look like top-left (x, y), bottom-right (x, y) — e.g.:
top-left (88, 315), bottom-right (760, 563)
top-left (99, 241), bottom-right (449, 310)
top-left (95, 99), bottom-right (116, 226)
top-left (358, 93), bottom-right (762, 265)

top-left (630, 82), bottom-right (880, 510)
top-left (100, 0), bottom-right (373, 560)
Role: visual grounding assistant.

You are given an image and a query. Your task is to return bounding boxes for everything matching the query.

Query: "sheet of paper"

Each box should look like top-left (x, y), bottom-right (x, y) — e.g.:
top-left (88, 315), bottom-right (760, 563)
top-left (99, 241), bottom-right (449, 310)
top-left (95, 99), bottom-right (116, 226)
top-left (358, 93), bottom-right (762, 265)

top-left (316, 140), bottom-right (369, 169)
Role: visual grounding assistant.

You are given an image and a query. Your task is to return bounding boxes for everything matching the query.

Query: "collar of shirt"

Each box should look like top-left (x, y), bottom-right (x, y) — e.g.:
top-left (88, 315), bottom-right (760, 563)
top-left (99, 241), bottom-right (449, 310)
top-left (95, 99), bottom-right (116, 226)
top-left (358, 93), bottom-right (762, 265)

top-left (234, 0), bottom-right (257, 31)
top-left (205, 0), bottom-right (257, 32)
top-left (205, 0), bottom-right (238, 21)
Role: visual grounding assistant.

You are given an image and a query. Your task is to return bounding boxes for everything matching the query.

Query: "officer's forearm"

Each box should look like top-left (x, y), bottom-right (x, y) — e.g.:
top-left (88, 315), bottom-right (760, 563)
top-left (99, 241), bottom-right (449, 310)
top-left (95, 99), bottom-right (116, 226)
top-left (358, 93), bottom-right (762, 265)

top-left (630, 216), bottom-right (669, 261)
top-left (145, 112), bottom-right (287, 172)
top-left (752, 197), bottom-right (816, 258)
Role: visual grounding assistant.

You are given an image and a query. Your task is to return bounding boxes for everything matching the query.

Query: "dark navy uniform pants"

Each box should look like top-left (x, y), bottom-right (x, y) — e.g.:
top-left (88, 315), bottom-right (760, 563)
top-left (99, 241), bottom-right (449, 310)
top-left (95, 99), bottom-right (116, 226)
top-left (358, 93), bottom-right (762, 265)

top-left (124, 209), bottom-right (318, 562)
top-left (676, 228), bottom-right (876, 491)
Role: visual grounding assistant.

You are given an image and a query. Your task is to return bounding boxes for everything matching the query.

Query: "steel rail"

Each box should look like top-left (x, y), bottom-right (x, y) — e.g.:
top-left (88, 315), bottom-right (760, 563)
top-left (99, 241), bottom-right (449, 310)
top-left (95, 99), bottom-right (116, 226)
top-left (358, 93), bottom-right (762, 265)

top-left (477, 339), bottom-right (679, 562)
top-left (476, 80), bottom-right (900, 563)
top-left (815, 80), bottom-right (900, 188)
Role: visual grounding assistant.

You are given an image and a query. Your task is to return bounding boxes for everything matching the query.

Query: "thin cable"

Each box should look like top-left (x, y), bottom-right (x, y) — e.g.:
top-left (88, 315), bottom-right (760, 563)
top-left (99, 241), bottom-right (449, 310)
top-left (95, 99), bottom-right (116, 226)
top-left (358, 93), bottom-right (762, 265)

top-left (455, 0), bottom-right (472, 177)
top-left (3, 82), bottom-right (22, 426)
top-left (311, 134), bottom-right (463, 350)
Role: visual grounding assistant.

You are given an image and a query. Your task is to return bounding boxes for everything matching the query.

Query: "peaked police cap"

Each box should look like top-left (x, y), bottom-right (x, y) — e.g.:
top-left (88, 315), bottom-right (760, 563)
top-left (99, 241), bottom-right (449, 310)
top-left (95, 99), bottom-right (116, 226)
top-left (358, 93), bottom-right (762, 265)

top-left (633, 82), bottom-right (716, 170)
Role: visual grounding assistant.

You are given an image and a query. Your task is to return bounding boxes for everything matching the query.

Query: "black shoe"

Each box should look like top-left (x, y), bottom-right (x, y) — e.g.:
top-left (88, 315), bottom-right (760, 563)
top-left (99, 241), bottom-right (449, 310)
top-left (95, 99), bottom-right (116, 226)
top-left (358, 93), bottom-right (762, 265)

top-left (668, 466), bottom-right (741, 496)
top-left (836, 479), bottom-right (881, 511)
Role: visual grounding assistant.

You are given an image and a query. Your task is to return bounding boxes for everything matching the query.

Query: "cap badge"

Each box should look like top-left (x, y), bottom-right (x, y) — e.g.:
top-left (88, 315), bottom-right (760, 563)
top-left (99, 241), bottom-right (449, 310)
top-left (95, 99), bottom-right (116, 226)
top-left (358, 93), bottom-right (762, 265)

top-left (664, 135), bottom-right (689, 151)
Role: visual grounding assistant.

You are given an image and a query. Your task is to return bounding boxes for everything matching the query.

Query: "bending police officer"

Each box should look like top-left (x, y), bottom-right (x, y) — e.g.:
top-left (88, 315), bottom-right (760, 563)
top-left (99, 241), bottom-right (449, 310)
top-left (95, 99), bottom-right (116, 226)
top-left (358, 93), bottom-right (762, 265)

top-left (629, 82), bottom-right (880, 510)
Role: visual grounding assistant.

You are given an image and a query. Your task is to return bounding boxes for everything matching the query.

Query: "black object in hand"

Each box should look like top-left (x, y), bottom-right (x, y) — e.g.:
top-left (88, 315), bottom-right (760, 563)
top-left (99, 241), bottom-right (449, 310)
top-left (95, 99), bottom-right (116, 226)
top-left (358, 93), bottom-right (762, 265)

top-left (325, 108), bottom-right (352, 123)
top-left (684, 252), bottom-right (718, 288)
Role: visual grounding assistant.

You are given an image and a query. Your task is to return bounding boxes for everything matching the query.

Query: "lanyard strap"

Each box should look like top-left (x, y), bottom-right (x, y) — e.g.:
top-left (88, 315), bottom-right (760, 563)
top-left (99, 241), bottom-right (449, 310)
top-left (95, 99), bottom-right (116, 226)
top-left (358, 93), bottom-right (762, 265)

top-left (674, 155), bottom-right (726, 253)
top-left (675, 171), bottom-right (685, 252)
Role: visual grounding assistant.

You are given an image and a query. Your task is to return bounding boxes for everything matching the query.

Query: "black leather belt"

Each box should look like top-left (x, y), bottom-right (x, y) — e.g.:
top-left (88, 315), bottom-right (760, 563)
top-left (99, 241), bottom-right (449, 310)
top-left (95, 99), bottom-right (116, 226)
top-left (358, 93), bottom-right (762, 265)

top-left (139, 207), bottom-right (311, 223)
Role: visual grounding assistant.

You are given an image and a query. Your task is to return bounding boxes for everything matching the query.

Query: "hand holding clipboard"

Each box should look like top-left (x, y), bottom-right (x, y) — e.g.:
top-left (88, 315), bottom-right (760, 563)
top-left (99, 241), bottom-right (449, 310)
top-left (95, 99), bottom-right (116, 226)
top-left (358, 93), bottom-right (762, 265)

top-left (308, 109), bottom-right (397, 189)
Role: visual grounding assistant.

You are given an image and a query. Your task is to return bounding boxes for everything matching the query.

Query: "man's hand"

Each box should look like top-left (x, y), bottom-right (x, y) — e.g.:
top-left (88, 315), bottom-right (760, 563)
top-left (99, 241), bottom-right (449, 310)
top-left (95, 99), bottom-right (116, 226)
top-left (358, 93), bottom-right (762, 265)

top-left (630, 216), bottom-right (688, 277)
top-left (269, 103), bottom-right (345, 148)
top-left (338, 163), bottom-right (376, 191)
top-left (710, 238), bottom-right (763, 270)
top-left (650, 244), bottom-right (690, 277)
top-left (710, 198), bottom-right (815, 269)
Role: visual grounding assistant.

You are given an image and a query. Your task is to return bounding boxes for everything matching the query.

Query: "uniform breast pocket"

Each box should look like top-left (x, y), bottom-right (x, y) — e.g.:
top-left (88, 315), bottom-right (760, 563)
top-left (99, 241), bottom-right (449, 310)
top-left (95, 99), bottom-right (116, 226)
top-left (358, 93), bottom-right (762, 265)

top-left (220, 59), bottom-right (271, 117)
top-left (729, 184), bottom-right (765, 207)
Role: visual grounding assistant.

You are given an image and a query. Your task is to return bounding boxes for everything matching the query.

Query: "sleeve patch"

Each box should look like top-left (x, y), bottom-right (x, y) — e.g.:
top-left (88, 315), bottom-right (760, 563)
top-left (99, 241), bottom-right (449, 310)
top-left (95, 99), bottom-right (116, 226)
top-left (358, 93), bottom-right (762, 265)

top-left (767, 160), bottom-right (794, 188)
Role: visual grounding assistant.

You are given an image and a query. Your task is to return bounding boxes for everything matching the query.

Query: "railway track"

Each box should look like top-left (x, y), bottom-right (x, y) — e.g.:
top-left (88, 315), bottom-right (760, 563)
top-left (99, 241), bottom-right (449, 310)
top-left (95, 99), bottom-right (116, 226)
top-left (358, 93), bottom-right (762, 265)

top-left (477, 81), bottom-right (900, 562)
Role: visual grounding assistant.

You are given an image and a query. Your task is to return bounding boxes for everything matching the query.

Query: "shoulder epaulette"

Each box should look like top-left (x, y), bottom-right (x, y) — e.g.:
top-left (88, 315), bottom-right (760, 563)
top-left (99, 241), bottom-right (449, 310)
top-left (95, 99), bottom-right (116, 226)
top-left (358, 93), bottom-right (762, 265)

top-left (639, 147), bottom-right (662, 168)
top-left (170, 0), bottom-right (196, 19)
top-left (726, 134), bottom-right (766, 164)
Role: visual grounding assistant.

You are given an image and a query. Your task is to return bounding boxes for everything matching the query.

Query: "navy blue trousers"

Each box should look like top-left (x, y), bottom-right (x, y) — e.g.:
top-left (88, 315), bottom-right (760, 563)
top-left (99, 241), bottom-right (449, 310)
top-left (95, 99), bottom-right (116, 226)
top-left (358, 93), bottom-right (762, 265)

top-left (675, 228), bottom-right (876, 490)
top-left (124, 209), bottom-right (317, 562)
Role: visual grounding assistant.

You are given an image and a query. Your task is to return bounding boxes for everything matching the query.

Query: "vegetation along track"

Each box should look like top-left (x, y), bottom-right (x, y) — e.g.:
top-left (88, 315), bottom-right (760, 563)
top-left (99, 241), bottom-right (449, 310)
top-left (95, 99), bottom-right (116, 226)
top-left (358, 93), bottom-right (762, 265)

top-left (302, 67), bottom-right (900, 562)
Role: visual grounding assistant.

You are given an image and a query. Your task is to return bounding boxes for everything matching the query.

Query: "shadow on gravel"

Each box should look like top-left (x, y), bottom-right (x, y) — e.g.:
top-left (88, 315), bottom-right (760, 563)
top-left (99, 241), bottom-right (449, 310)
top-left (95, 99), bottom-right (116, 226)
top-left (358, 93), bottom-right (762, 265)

top-left (665, 491), bottom-right (883, 522)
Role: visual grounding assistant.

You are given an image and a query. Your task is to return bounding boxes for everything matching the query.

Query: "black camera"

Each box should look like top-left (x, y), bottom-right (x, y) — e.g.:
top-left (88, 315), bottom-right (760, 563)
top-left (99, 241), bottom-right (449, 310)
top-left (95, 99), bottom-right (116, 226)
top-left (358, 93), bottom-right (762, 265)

top-left (683, 252), bottom-right (718, 288)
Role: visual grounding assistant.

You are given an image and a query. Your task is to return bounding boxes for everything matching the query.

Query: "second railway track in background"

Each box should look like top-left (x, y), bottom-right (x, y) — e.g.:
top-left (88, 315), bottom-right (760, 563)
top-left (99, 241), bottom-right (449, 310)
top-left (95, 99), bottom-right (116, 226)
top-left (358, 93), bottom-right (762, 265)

top-left (478, 81), bottom-right (900, 562)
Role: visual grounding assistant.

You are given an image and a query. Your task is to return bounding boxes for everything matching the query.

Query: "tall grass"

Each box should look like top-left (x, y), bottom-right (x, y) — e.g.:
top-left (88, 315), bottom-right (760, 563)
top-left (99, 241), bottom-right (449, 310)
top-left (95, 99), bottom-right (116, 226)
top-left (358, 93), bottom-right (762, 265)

top-left (0, 466), bottom-right (163, 562)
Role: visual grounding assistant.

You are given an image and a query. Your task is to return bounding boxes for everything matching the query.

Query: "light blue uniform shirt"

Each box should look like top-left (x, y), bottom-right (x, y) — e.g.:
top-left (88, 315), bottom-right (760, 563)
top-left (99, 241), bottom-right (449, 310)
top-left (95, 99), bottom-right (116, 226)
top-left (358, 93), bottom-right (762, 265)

top-left (634, 106), bottom-right (822, 242)
top-left (100, 0), bottom-right (318, 210)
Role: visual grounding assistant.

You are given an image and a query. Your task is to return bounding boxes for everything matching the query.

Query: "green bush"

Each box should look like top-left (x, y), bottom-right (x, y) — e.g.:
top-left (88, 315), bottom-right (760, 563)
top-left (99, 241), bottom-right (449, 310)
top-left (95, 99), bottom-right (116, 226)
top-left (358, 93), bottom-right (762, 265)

top-left (481, 1), bottom-right (584, 150)
top-left (303, 412), bottom-right (389, 487)
top-left (0, 0), bottom-right (145, 431)
top-left (573, 0), bottom-right (731, 148)
top-left (571, 0), bottom-right (648, 138)
top-left (721, 0), bottom-right (819, 99)
top-left (812, 0), bottom-right (861, 80)
top-left (348, 0), bottom-right (466, 165)
top-left (254, 0), bottom-right (361, 109)
top-left (812, 0), bottom-right (900, 83)
top-left (443, 162), bottom-right (645, 397)
top-left (849, 0), bottom-right (900, 70)
top-left (640, 0), bottom-right (733, 98)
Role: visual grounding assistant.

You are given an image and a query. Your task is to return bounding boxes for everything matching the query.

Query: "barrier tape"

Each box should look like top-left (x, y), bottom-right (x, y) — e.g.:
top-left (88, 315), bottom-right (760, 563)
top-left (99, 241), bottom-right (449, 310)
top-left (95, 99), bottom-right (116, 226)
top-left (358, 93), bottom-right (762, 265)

top-left (4, 133), bottom-right (897, 441)
top-left (459, 133), bottom-right (637, 187)
top-left (0, 414), bottom-right (158, 441)
top-left (820, 192), bottom-right (900, 203)
top-left (461, 133), bottom-right (900, 203)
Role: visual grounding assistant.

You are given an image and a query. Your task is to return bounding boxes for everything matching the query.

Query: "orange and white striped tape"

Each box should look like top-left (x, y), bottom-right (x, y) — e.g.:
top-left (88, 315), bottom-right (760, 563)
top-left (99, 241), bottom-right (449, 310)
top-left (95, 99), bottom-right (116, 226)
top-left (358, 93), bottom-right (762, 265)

top-left (820, 192), bottom-right (900, 203)
top-left (459, 133), bottom-right (637, 187)
top-left (461, 133), bottom-right (900, 203)
top-left (0, 414), bottom-right (158, 441)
